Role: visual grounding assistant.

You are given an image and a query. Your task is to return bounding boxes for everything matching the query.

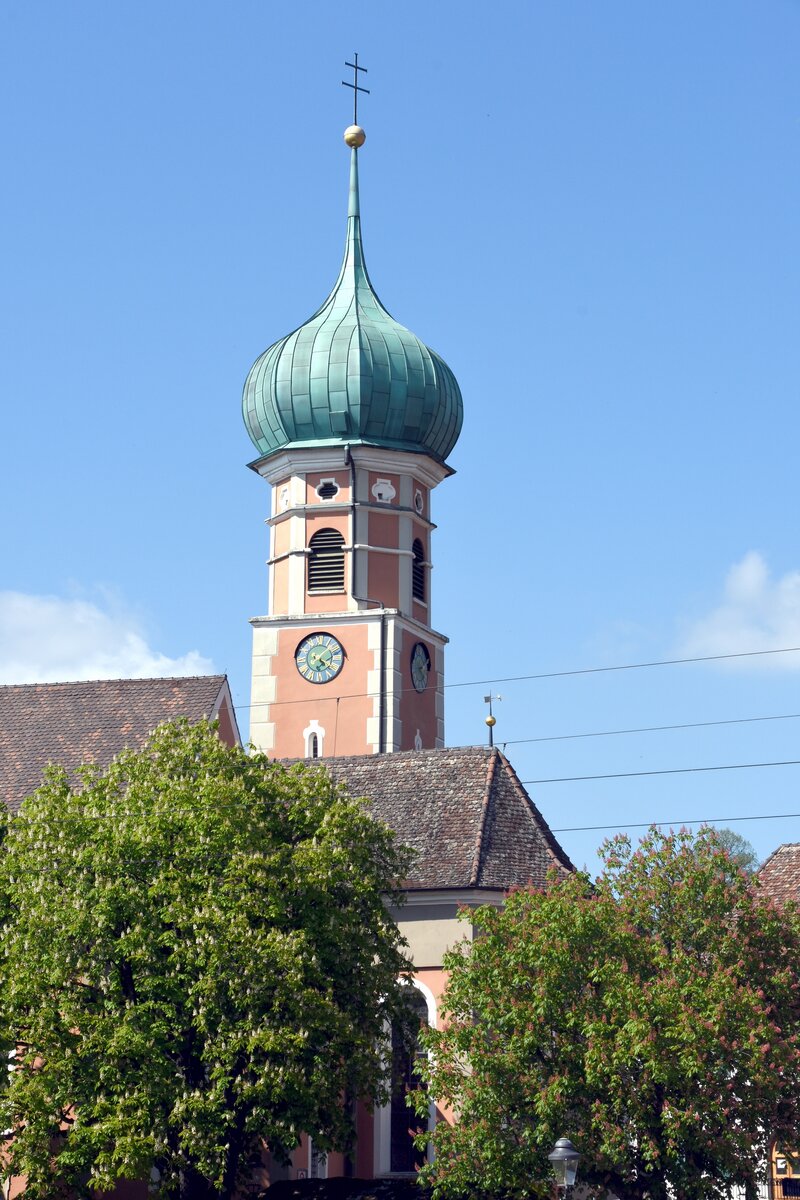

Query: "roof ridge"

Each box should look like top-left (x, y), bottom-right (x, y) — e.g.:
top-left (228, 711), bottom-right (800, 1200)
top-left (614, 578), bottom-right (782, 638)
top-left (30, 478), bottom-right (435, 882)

top-left (469, 749), bottom-right (499, 888)
top-left (0, 674), bottom-right (226, 692)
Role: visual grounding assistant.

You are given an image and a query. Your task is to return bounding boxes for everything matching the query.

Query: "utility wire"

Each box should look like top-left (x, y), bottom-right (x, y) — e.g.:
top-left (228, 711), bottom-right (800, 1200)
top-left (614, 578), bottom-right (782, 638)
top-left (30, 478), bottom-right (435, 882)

top-left (230, 643), bottom-right (800, 710)
top-left (445, 644), bottom-right (800, 690)
top-left (502, 710), bottom-right (800, 747)
top-left (551, 810), bottom-right (800, 833)
top-left (522, 758), bottom-right (800, 786)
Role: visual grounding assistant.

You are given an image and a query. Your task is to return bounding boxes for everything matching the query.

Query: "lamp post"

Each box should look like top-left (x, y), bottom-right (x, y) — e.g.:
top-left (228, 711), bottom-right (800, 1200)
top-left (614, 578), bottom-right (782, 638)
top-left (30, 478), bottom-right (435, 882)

top-left (548, 1137), bottom-right (581, 1198)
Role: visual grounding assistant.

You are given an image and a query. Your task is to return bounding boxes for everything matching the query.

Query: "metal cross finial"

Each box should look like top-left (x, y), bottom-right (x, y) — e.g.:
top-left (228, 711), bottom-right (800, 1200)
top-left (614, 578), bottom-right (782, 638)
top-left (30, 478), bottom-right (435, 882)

top-left (342, 52), bottom-right (370, 125)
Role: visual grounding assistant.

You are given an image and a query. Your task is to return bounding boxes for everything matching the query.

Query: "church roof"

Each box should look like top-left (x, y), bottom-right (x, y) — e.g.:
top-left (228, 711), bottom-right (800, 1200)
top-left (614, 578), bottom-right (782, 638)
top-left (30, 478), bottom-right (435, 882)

top-left (323, 745), bottom-right (574, 891)
top-left (0, 681), bottom-right (571, 895)
top-left (242, 133), bottom-right (463, 466)
top-left (758, 842), bottom-right (800, 907)
top-left (0, 676), bottom-right (237, 812)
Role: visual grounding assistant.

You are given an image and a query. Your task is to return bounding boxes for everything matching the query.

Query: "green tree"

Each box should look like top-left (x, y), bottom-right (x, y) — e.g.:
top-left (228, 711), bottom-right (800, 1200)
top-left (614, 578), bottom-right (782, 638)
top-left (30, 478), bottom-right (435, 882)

top-left (413, 827), bottom-right (800, 1200)
top-left (0, 720), bottom-right (414, 1200)
top-left (712, 827), bottom-right (760, 874)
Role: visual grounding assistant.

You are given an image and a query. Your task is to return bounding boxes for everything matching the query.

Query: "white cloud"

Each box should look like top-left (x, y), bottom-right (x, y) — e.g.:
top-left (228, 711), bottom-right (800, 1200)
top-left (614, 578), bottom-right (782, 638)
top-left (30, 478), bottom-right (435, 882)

top-left (0, 591), bottom-right (215, 685)
top-left (678, 552), bottom-right (800, 668)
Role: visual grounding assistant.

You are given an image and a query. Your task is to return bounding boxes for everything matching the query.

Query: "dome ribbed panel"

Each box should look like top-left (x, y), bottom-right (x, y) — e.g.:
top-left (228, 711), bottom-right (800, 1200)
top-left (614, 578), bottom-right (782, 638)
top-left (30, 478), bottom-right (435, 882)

top-left (242, 150), bottom-right (463, 463)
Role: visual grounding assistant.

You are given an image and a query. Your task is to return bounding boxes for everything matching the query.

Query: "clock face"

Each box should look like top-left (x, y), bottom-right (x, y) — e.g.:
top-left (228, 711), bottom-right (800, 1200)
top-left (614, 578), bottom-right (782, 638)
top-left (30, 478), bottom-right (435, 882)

top-left (295, 633), bottom-right (345, 684)
top-left (410, 642), bottom-right (431, 693)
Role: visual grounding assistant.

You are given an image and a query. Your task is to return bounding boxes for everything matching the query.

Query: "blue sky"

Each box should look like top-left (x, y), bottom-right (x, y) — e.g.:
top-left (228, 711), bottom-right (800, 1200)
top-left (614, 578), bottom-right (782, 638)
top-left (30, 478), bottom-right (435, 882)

top-left (2, 1), bottom-right (799, 873)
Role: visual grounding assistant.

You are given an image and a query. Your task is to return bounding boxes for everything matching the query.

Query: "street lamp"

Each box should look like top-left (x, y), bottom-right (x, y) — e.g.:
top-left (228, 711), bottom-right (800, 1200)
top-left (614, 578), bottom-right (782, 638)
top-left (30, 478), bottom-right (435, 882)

top-left (548, 1137), bottom-right (581, 1195)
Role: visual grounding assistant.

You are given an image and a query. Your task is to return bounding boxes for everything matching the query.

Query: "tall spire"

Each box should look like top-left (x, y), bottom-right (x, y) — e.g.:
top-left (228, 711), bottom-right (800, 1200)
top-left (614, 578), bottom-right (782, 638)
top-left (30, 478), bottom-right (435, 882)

top-left (241, 65), bottom-right (462, 465)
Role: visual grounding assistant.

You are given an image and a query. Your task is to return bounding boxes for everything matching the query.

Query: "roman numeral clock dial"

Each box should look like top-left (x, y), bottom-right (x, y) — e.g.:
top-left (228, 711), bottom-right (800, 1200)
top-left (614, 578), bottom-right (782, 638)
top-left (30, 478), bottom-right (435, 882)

top-left (295, 633), bottom-right (345, 684)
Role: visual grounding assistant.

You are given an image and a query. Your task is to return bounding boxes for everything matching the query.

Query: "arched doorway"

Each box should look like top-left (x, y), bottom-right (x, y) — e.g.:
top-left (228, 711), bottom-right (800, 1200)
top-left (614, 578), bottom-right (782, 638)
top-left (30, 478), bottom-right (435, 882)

top-left (389, 987), bottom-right (430, 1173)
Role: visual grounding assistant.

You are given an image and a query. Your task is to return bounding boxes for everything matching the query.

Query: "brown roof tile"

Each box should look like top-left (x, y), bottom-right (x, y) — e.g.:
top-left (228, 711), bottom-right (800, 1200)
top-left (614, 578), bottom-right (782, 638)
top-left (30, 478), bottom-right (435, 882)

top-left (321, 745), bottom-right (575, 891)
top-left (0, 676), bottom-right (232, 811)
top-left (759, 843), bottom-right (800, 907)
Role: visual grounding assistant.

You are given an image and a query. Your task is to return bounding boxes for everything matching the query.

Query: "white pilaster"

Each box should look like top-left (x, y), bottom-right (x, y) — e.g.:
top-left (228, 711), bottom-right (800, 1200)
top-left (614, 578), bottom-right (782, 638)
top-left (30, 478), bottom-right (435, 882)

top-left (249, 621), bottom-right (279, 752)
top-left (287, 511), bottom-right (306, 614)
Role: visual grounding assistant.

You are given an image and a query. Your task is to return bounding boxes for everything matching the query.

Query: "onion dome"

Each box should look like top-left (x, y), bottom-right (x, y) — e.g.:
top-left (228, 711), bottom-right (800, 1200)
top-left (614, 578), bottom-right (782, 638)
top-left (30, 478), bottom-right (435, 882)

top-left (242, 129), bottom-right (463, 465)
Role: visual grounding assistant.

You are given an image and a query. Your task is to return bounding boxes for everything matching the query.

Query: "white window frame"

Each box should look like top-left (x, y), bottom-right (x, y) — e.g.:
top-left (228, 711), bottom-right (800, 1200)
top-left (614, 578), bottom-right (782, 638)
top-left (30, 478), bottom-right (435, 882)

top-left (303, 719), bottom-right (326, 759)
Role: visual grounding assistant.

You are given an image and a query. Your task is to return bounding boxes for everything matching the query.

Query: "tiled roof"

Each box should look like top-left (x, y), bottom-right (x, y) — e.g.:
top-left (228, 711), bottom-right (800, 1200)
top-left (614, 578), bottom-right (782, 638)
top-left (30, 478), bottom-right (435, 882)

top-left (758, 843), bottom-right (800, 907)
top-left (322, 745), bottom-right (575, 891)
top-left (0, 676), bottom-right (232, 812)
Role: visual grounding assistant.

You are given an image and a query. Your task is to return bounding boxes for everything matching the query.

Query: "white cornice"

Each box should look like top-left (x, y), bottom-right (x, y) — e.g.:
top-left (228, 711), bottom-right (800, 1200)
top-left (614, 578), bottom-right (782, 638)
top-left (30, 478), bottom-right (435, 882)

top-left (268, 502), bottom-right (436, 531)
top-left (251, 446), bottom-right (453, 489)
top-left (352, 544), bottom-right (413, 558)
top-left (349, 446), bottom-right (452, 488)
top-left (252, 447), bottom-right (350, 483)
top-left (393, 888), bottom-right (507, 908)
top-left (250, 609), bottom-right (399, 627)
top-left (250, 610), bottom-right (449, 644)
top-left (266, 543), bottom-right (416, 566)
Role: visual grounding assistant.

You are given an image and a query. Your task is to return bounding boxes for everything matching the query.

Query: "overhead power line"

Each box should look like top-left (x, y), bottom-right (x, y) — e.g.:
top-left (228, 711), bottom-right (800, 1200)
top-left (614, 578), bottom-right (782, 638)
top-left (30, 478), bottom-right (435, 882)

top-left (522, 758), bottom-right (800, 785)
top-left (231, 643), bottom-right (800, 710)
top-left (445, 644), bottom-right (800, 690)
top-left (502, 710), bottom-right (800, 747)
top-left (551, 810), bottom-right (800, 833)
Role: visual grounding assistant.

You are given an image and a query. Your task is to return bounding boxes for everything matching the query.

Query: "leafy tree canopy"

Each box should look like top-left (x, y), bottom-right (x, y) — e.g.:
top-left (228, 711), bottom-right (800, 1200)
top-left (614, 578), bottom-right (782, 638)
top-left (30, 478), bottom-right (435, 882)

top-left (414, 827), bottom-right (800, 1200)
top-left (0, 720), bottom-right (414, 1200)
top-left (711, 827), bottom-right (760, 874)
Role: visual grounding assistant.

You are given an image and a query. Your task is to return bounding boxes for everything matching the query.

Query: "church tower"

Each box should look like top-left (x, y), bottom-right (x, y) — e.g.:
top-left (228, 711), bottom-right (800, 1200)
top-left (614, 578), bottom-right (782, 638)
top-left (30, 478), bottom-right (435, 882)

top-left (243, 119), bottom-right (463, 760)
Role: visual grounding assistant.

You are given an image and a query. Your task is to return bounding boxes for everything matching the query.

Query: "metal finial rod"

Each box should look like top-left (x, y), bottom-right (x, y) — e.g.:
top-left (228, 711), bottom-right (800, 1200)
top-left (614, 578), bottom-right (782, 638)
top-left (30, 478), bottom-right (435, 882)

top-left (342, 52), bottom-right (369, 125)
top-left (484, 694), bottom-right (502, 749)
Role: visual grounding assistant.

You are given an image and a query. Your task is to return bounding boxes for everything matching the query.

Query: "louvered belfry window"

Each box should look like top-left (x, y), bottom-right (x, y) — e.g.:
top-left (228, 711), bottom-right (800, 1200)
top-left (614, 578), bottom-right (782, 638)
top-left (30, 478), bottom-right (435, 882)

top-left (412, 539), bottom-right (426, 602)
top-left (308, 528), bottom-right (346, 592)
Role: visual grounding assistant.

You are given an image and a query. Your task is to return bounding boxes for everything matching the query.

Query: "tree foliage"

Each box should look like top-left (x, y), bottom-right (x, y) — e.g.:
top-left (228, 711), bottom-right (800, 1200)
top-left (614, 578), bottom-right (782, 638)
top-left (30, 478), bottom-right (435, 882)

top-left (414, 827), bottom-right (800, 1200)
top-left (712, 828), bottom-right (760, 875)
top-left (0, 720), bottom-right (414, 1200)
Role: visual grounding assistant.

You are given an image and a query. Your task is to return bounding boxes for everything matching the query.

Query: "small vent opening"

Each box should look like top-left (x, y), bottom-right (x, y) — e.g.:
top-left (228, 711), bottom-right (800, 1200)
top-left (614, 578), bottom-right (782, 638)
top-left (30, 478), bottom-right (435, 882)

top-left (316, 480), bottom-right (339, 501)
top-left (308, 528), bottom-right (346, 592)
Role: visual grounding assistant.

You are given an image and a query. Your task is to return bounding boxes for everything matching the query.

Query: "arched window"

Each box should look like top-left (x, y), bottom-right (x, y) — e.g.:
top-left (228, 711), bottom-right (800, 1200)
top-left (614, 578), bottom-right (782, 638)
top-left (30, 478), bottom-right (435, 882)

top-left (303, 720), bottom-right (325, 759)
top-left (308, 528), bottom-right (345, 591)
top-left (412, 539), bottom-right (426, 603)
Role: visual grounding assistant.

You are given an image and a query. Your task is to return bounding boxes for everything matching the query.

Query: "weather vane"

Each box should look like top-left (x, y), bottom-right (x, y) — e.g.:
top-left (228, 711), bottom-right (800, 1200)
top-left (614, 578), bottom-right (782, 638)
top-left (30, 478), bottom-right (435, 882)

top-left (342, 52), bottom-right (369, 126)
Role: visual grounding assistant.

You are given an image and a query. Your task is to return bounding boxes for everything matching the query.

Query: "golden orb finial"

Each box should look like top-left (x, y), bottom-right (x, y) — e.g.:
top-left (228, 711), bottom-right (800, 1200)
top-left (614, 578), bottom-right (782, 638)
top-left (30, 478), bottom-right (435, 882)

top-left (344, 124), bottom-right (366, 148)
top-left (485, 715), bottom-right (497, 728)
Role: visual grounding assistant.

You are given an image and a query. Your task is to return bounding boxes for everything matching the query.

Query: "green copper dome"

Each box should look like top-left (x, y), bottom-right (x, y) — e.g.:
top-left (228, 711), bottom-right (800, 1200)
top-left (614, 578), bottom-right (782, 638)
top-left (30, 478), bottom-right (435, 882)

top-left (242, 143), bottom-right (463, 465)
